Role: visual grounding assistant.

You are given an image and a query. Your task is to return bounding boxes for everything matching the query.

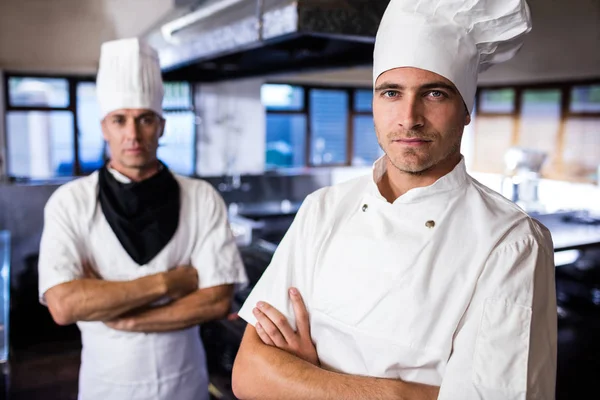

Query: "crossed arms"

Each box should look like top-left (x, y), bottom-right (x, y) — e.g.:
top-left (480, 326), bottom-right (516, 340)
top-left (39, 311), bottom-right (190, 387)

top-left (44, 264), bottom-right (233, 332)
top-left (231, 288), bottom-right (440, 400)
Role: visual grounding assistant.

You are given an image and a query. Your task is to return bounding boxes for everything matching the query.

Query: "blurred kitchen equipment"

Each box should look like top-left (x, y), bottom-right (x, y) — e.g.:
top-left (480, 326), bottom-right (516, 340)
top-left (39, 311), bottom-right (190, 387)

top-left (502, 147), bottom-right (547, 212)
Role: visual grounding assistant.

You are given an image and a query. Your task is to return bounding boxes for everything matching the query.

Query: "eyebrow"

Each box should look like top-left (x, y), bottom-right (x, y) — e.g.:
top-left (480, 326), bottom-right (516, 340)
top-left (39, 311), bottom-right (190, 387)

top-left (109, 111), bottom-right (156, 119)
top-left (374, 81), bottom-right (458, 95)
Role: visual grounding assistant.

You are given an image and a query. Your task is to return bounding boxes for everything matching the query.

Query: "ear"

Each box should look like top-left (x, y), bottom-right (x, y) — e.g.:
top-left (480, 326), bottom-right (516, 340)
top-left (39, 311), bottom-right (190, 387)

top-left (464, 110), bottom-right (472, 126)
top-left (159, 118), bottom-right (166, 138)
top-left (100, 119), bottom-right (110, 141)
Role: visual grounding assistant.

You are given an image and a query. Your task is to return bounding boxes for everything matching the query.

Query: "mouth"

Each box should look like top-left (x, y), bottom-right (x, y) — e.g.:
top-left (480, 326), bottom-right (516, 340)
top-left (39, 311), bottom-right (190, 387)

top-left (124, 148), bottom-right (144, 154)
top-left (392, 138), bottom-right (433, 147)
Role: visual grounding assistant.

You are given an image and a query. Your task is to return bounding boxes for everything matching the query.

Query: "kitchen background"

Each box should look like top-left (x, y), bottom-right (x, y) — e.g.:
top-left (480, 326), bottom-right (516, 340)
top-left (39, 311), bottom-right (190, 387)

top-left (0, 0), bottom-right (599, 399)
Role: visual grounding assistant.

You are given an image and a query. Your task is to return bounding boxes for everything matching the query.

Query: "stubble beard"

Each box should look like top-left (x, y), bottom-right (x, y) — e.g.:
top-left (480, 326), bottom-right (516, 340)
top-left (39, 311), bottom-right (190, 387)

top-left (376, 128), bottom-right (462, 176)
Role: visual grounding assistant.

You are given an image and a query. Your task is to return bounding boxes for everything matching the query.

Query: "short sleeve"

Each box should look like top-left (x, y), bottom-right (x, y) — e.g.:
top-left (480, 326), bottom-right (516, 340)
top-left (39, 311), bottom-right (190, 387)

top-left (437, 233), bottom-right (557, 400)
top-left (238, 195), bottom-right (320, 331)
top-left (190, 185), bottom-right (248, 289)
top-left (38, 192), bottom-right (86, 305)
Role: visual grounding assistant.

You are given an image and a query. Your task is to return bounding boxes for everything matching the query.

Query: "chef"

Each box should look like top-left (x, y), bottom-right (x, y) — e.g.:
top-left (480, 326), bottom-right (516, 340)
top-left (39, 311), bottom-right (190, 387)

top-left (232, 0), bottom-right (557, 399)
top-left (38, 37), bottom-right (247, 400)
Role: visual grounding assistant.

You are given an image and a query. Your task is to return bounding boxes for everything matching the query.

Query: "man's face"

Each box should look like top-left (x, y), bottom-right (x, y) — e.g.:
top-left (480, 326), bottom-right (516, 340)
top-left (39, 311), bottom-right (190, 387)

top-left (101, 109), bottom-right (165, 171)
top-left (373, 67), bottom-right (471, 175)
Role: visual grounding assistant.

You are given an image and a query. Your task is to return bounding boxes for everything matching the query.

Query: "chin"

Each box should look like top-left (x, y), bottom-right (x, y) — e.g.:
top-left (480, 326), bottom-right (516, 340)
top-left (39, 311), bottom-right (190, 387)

top-left (389, 153), bottom-right (434, 174)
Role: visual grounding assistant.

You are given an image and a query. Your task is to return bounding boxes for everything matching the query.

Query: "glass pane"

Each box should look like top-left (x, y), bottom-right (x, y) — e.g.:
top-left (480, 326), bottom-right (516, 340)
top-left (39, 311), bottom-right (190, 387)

top-left (352, 115), bottom-right (382, 166)
top-left (7, 111), bottom-right (75, 178)
top-left (310, 89), bottom-right (348, 165)
top-left (163, 82), bottom-right (192, 109)
top-left (158, 111), bottom-right (196, 175)
top-left (261, 84), bottom-right (304, 111)
top-left (518, 89), bottom-right (562, 175)
top-left (8, 77), bottom-right (69, 108)
top-left (265, 114), bottom-right (307, 169)
top-left (473, 116), bottom-right (514, 173)
top-left (354, 89), bottom-right (373, 112)
top-left (479, 89), bottom-right (515, 113)
top-left (562, 118), bottom-right (600, 180)
top-left (77, 82), bottom-right (106, 174)
top-left (522, 90), bottom-right (561, 116)
top-left (570, 85), bottom-right (600, 113)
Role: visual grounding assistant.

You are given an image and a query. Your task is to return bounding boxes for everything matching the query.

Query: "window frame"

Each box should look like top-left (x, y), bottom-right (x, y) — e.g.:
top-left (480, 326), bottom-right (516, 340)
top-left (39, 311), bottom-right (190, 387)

top-left (2, 72), bottom-right (198, 180)
top-left (474, 78), bottom-right (600, 181)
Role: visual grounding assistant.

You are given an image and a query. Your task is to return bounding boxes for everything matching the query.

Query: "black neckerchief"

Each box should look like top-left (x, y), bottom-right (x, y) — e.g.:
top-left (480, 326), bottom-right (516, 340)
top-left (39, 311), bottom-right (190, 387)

top-left (97, 162), bottom-right (180, 266)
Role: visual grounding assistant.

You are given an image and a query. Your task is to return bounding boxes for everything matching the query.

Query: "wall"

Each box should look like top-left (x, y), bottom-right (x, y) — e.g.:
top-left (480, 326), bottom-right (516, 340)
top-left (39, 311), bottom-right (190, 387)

top-left (0, 0), bottom-right (176, 74)
top-left (195, 78), bottom-right (266, 176)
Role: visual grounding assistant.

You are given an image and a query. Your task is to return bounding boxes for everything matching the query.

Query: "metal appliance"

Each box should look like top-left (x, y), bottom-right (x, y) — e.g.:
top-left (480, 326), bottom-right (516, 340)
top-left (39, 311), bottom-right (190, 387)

top-left (143, 0), bottom-right (388, 81)
top-left (502, 147), bottom-right (548, 212)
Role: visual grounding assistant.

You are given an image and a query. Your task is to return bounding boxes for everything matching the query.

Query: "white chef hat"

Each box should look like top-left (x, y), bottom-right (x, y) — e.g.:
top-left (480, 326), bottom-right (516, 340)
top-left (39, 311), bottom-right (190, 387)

top-left (96, 38), bottom-right (164, 119)
top-left (373, 0), bottom-right (532, 113)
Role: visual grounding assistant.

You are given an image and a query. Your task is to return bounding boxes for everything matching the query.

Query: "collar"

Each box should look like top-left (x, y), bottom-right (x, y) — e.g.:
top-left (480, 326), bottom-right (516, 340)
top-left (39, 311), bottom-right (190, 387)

top-left (107, 163), bottom-right (165, 184)
top-left (369, 155), bottom-right (469, 204)
top-left (107, 166), bottom-right (132, 184)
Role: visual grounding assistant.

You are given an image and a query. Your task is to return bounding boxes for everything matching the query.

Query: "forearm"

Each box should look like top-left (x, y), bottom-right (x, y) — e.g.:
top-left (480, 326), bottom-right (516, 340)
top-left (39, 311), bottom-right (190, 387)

top-left (46, 274), bottom-right (167, 325)
top-left (232, 327), bottom-right (439, 400)
top-left (119, 284), bottom-right (233, 332)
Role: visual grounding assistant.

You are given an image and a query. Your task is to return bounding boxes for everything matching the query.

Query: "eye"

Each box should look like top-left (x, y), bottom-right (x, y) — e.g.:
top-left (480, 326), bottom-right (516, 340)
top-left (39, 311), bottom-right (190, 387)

top-left (427, 90), bottom-right (447, 99)
top-left (139, 115), bottom-right (157, 126)
top-left (382, 90), bottom-right (399, 98)
top-left (111, 116), bottom-right (126, 125)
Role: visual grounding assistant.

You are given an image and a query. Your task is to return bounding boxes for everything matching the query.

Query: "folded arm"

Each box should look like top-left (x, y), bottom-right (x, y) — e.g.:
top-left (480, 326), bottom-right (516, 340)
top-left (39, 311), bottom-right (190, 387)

top-left (44, 265), bottom-right (198, 326)
top-left (233, 325), bottom-right (438, 400)
top-left (232, 289), bottom-right (439, 400)
top-left (106, 284), bottom-right (234, 332)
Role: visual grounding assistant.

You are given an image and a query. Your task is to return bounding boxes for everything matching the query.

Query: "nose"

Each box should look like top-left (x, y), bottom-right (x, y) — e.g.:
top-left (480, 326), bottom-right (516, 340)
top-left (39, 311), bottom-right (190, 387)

top-left (396, 96), bottom-right (425, 130)
top-left (122, 118), bottom-right (141, 141)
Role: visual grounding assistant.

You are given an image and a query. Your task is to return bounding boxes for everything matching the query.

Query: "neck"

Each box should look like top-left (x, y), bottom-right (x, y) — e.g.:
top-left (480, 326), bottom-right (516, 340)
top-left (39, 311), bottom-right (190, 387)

top-left (378, 153), bottom-right (462, 203)
top-left (108, 160), bottom-right (161, 182)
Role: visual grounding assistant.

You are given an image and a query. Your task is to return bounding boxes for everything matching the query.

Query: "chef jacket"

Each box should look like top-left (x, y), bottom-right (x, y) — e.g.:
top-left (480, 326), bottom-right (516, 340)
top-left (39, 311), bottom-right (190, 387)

top-left (39, 169), bottom-right (248, 400)
top-left (239, 157), bottom-right (557, 400)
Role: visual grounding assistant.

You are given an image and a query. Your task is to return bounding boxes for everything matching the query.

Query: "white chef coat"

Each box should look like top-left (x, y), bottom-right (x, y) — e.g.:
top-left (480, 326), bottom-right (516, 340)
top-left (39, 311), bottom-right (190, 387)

top-left (239, 157), bottom-right (557, 400)
top-left (38, 169), bottom-right (248, 400)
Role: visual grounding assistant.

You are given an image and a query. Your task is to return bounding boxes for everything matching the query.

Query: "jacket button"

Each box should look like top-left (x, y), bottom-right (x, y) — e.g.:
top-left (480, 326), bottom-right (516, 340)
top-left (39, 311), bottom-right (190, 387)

top-left (362, 204), bottom-right (368, 212)
top-left (425, 220), bottom-right (435, 228)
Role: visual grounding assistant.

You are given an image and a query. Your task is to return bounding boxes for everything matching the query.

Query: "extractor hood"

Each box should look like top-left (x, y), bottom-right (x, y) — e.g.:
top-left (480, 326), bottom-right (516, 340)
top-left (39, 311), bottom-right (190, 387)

top-left (144, 0), bottom-right (388, 81)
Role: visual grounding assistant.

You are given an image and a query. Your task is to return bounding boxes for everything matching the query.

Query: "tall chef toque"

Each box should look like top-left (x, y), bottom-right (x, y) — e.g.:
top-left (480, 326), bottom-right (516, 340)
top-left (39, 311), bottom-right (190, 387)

top-left (373, 0), bottom-right (533, 113)
top-left (96, 37), bottom-right (164, 119)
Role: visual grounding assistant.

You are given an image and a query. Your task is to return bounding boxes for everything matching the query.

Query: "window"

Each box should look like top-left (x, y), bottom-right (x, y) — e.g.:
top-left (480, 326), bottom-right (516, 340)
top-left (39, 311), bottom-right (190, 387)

top-left (262, 84), bottom-right (307, 169)
top-left (8, 77), bottom-right (69, 108)
top-left (7, 111), bottom-right (74, 178)
top-left (5, 76), bottom-right (75, 178)
top-left (77, 82), bottom-right (105, 174)
top-left (518, 89), bottom-right (562, 162)
top-left (478, 89), bottom-right (516, 114)
top-left (262, 84), bottom-right (377, 169)
top-left (570, 85), bottom-right (600, 113)
top-left (3, 75), bottom-right (197, 179)
top-left (352, 89), bottom-right (382, 166)
top-left (261, 84), bottom-right (304, 111)
top-left (474, 81), bottom-right (600, 182)
top-left (160, 82), bottom-right (196, 175)
top-left (309, 89), bottom-right (348, 166)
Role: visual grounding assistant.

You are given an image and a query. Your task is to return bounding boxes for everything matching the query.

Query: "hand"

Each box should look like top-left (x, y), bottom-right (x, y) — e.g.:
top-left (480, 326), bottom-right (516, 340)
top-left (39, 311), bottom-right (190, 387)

top-left (163, 266), bottom-right (199, 299)
top-left (252, 287), bottom-right (319, 366)
top-left (105, 317), bottom-right (134, 331)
